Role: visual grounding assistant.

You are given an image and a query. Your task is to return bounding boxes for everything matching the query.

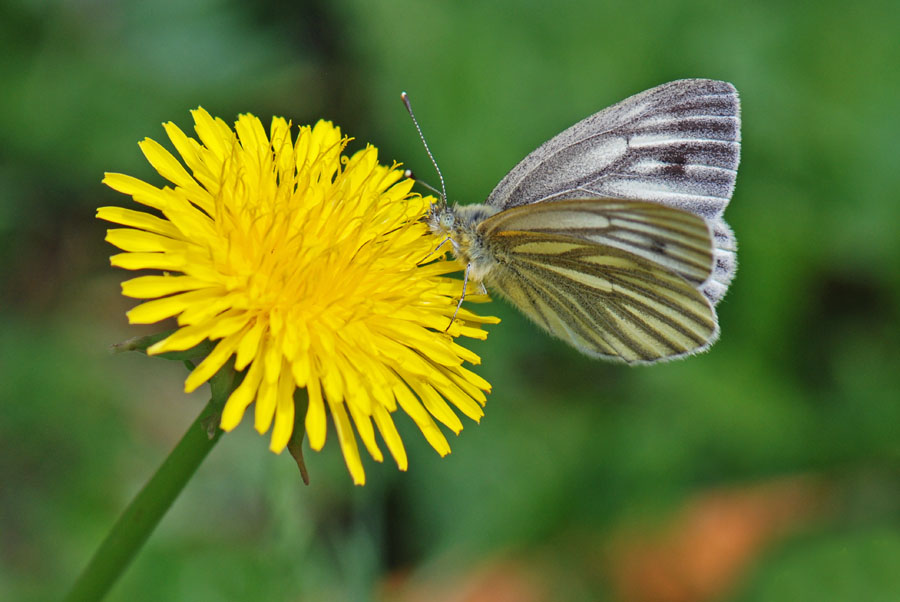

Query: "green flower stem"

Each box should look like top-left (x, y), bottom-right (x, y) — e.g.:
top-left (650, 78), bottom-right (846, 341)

top-left (64, 364), bottom-right (236, 602)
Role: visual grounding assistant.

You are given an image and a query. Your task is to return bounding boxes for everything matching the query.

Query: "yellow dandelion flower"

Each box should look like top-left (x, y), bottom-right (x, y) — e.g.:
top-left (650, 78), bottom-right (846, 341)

top-left (98, 108), bottom-right (498, 485)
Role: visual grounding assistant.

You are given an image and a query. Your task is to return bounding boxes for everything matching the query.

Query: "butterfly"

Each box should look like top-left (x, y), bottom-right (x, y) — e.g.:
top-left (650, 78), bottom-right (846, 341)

top-left (423, 79), bottom-right (740, 364)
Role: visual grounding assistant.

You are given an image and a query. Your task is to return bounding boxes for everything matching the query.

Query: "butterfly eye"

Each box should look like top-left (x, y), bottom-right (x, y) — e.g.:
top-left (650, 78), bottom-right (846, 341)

top-left (440, 212), bottom-right (455, 229)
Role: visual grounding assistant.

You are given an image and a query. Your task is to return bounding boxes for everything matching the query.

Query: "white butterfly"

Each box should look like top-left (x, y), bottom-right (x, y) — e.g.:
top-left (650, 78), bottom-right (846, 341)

top-left (425, 79), bottom-right (740, 363)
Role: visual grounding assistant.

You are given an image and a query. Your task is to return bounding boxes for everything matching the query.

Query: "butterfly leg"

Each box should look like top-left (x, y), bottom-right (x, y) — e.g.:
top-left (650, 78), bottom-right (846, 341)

top-left (445, 261), bottom-right (471, 331)
top-left (419, 237), bottom-right (451, 265)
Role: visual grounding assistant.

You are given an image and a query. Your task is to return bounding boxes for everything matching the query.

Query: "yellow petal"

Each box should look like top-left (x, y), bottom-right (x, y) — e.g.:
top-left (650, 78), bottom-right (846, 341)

top-left (440, 365), bottom-right (487, 405)
top-left (269, 370), bottom-right (296, 453)
top-left (121, 275), bottom-right (211, 299)
top-left (330, 399), bottom-right (365, 486)
top-left (106, 228), bottom-right (186, 254)
top-left (176, 292), bottom-right (238, 326)
top-left (449, 340), bottom-right (482, 365)
top-left (110, 251), bottom-right (185, 272)
top-left (138, 137), bottom-right (200, 194)
top-left (148, 322), bottom-right (213, 353)
top-left (290, 351), bottom-right (310, 389)
top-left (184, 331), bottom-right (241, 393)
top-left (254, 372), bottom-right (278, 434)
top-left (347, 399), bottom-right (383, 463)
top-left (407, 378), bottom-right (463, 434)
top-left (305, 371), bottom-right (327, 451)
top-left (455, 365), bottom-right (492, 393)
top-left (235, 319), bottom-right (265, 371)
top-left (372, 405), bottom-right (407, 470)
top-left (102, 173), bottom-right (168, 211)
top-left (191, 107), bottom-right (230, 161)
top-left (96, 206), bottom-right (182, 238)
top-left (376, 319), bottom-right (462, 367)
top-left (221, 359), bottom-right (262, 431)
top-left (319, 360), bottom-right (345, 405)
top-left (392, 381), bottom-right (450, 457)
top-left (430, 375), bottom-right (484, 423)
top-left (206, 310), bottom-right (252, 340)
top-left (130, 289), bottom-right (222, 325)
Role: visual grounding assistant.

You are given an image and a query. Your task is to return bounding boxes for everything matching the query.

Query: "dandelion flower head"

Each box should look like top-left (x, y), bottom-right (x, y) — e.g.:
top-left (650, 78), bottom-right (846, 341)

top-left (98, 108), bottom-right (498, 484)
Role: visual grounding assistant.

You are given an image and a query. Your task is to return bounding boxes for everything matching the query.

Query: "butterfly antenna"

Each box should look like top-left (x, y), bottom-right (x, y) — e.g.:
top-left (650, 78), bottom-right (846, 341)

top-left (401, 92), bottom-right (448, 206)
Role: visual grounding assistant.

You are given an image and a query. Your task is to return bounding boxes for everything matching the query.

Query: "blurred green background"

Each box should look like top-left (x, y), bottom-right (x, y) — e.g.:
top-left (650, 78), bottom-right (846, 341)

top-left (2, 0), bottom-right (898, 600)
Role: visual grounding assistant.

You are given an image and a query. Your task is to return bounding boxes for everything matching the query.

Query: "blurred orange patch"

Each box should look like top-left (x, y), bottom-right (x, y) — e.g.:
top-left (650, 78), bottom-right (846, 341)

top-left (608, 475), bottom-right (831, 602)
top-left (380, 557), bottom-right (548, 602)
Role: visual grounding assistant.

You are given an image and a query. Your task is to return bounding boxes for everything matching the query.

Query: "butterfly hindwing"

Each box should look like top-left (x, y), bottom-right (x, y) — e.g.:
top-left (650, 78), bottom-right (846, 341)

top-left (478, 198), bottom-right (717, 363)
top-left (486, 232), bottom-right (717, 363)
top-left (480, 198), bottom-right (714, 286)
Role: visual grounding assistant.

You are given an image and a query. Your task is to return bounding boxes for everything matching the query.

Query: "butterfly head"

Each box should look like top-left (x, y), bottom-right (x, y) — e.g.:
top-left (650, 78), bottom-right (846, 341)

top-left (426, 201), bottom-right (456, 237)
top-left (425, 202), bottom-right (502, 273)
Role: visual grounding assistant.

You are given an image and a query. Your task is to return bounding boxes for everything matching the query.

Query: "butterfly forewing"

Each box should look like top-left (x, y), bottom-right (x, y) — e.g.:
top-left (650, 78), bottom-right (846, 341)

top-left (486, 79), bottom-right (740, 220)
top-left (482, 78), bottom-right (740, 308)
